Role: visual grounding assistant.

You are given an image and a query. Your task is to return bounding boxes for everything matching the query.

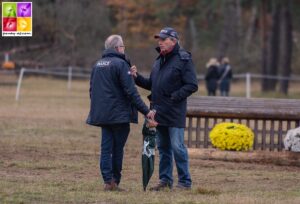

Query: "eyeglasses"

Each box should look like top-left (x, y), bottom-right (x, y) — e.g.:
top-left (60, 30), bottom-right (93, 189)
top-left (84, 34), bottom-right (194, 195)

top-left (115, 45), bottom-right (125, 49)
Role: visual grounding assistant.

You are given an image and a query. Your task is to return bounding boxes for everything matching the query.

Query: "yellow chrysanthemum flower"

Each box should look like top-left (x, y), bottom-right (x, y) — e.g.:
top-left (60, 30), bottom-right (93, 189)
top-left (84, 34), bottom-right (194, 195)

top-left (209, 122), bottom-right (254, 151)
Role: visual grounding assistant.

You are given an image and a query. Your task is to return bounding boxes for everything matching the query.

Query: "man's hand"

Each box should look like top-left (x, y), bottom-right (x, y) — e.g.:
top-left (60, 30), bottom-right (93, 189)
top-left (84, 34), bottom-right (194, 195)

top-left (146, 119), bottom-right (158, 128)
top-left (147, 109), bottom-right (156, 120)
top-left (146, 110), bottom-right (158, 127)
top-left (130, 65), bottom-right (138, 78)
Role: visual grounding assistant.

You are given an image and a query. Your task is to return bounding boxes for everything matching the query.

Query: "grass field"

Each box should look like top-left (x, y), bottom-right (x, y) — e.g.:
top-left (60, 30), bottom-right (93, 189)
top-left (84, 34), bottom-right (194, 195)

top-left (0, 76), bottom-right (300, 204)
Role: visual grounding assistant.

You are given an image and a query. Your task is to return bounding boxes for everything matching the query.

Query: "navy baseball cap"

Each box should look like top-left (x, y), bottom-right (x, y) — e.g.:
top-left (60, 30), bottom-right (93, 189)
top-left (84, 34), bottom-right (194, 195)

top-left (154, 27), bottom-right (179, 40)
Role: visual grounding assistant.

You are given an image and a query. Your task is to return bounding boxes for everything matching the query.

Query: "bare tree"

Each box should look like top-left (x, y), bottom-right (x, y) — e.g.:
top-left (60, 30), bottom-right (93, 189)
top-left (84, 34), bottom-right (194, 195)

top-left (260, 0), bottom-right (272, 91)
top-left (53, 0), bottom-right (111, 66)
top-left (265, 2), bottom-right (281, 91)
top-left (260, 0), bottom-right (293, 93)
top-left (217, 0), bottom-right (243, 60)
top-left (279, 0), bottom-right (293, 94)
top-left (244, 2), bottom-right (258, 55)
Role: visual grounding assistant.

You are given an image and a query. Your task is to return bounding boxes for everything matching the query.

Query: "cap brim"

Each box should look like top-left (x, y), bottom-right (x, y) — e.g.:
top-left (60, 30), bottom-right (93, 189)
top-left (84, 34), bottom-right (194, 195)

top-left (154, 33), bottom-right (169, 39)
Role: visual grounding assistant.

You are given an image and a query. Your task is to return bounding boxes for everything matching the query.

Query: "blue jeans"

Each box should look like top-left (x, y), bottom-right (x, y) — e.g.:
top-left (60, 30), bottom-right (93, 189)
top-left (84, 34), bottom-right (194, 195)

top-left (100, 123), bottom-right (129, 185)
top-left (156, 126), bottom-right (192, 187)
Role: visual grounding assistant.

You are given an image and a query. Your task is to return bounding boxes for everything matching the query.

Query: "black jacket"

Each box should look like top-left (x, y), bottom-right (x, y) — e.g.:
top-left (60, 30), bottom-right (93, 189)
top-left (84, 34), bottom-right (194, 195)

top-left (205, 65), bottom-right (219, 92)
top-left (135, 43), bottom-right (198, 128)
top-left (219, 63), bottom-right (233, 92)
top-left (219, 64), bottom-right (232, 81)
top-left (86, 49), bottom-right (149, 126)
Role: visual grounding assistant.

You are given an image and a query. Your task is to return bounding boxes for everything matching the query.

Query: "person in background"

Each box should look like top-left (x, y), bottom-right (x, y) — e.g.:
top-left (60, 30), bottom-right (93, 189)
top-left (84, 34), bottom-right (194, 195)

top-left (204, 58), bottom-right (220, 96)
top-left (218, 57), bottom-right (233, 96)
top-left (86, 34), bottom-right (156, 191)
top-left (131, 27), bottom-right (198, 191)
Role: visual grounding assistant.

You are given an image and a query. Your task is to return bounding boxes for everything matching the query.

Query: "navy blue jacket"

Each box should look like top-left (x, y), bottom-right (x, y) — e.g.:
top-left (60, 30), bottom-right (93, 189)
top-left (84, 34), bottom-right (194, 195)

top-left (219, 63), bottom-right (233, 92)
top-left (205, 65), bottom-right (219, 92)
top-left (135, 43), bottom-right (198, 128)
top-left (86, 49), bottom-right (149, 126)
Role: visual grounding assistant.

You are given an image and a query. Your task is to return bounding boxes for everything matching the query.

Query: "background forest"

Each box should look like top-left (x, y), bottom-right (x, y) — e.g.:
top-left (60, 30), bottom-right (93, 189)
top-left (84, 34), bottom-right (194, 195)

top-left (1, 0), bottom-right (300, 92)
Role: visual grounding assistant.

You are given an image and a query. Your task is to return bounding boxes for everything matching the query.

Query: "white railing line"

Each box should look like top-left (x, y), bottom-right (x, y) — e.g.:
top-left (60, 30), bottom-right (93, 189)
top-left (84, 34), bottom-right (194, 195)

top-left (24, 66), bottom-right (88, 71)
top-left (13, 67), bottom-right (300, 101)
top-left (17, 67), bottom-right (300, 80)
top-left (19, 68), bottom-right (90, 78)
top-left (246, 74), bottom-right (300, 81)
top-left (15, 68), bottom-right (90, 101)
top-left (196, 73), bottom-right (300, 81)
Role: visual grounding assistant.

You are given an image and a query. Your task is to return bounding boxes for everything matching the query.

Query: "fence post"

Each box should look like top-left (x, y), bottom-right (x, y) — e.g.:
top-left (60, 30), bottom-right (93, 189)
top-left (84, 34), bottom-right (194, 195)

top-left (16, 67), bottom-right (26, 101)
top-left (246, 72), bottom-right (251, 98)
top-left (67, 66), bottom-right (72, 90)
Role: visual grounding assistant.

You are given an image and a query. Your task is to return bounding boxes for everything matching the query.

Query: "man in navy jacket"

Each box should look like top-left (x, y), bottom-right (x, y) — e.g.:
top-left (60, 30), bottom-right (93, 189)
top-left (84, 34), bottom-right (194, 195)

top-left (86, 34), bottom-right (155, 191)
top-left (131, 27), bottom-right (198, 190)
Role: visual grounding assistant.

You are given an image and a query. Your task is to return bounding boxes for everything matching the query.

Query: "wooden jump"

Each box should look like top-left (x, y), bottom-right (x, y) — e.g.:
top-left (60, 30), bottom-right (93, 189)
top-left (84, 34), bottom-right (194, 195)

top-left (185, 96), bottom-right (300, 151)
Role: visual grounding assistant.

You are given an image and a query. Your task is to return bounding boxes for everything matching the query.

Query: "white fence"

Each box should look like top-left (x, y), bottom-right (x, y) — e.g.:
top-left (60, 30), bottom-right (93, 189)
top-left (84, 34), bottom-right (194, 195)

top-left (233, 73), bottom-right (300, 98)
top-left (14, 67), bottom-right (300, 101)
top-left (197, 73), bottom-right (300, 98)
top-left (15, 67), bottom-right (90, 101)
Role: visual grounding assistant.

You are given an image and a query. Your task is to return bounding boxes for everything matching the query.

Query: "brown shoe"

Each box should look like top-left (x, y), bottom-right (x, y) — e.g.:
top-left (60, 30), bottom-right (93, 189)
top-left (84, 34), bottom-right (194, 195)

top-left (104, 181), bottom-right (126, 192)
top-left (104, 181), bottom-right (117, 191)
top-left (149, 182), bottom-right (172, 191)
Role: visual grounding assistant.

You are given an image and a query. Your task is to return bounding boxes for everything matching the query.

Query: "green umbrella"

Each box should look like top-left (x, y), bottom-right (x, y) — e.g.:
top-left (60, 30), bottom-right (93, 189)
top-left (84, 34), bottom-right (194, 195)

top-left (142, 119), bottom-right (156, 191)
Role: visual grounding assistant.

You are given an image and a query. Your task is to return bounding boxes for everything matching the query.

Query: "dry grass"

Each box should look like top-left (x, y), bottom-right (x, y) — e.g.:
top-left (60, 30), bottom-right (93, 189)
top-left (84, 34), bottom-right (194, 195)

top-left (0, 76), bottom-right (300, 204)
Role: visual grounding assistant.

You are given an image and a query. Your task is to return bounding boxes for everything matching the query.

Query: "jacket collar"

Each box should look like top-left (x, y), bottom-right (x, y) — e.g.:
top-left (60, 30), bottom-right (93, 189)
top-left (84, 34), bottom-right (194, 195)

top-left (155, 43), bottom-right (180, 59)
top-left (102, 49), bottom-right (131, 66)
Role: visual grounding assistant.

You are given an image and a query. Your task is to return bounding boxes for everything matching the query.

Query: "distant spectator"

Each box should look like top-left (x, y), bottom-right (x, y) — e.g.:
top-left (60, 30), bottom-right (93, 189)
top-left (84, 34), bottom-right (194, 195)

top-left (205, 58), bottom-right (220, 96)
top-left (218, 57), bottom-right (233, 96)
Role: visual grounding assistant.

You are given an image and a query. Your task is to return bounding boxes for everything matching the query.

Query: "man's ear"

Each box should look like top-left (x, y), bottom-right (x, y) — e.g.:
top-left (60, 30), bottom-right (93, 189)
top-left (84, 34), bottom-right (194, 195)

top-left (171, 38), bottom-right (177, 44)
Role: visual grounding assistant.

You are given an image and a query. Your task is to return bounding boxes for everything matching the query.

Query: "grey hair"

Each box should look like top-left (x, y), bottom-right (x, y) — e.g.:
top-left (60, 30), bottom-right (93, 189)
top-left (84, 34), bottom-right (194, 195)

top-left (169, 37), bottom-right (179, 44)
top-left (104, 35), bottom-right (123, 49)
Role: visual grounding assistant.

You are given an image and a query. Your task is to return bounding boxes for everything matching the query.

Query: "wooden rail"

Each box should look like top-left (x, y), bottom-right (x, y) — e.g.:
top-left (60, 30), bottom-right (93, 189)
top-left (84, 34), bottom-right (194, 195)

top-left (185, 96), bottom-right (300, 151)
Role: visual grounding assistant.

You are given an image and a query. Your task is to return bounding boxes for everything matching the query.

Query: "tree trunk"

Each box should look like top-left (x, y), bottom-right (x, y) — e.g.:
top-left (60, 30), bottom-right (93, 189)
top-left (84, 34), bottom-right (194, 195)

top-left (184, 16), bottom-right (193, 52)
top-left (265, 2), bottom-right (281, 91)
top-left (279, 0), bottom-right (293, 95)
top-left (217, 0), bottom-right (236, 59)
top-left (189, 18), bottom-right (198, 54)
top-left (244, 3), bottom-right (258, 54)
top-left (260, 0), bottom-right (270, 91)
top-left (236, 0), bottom-right (243, 55)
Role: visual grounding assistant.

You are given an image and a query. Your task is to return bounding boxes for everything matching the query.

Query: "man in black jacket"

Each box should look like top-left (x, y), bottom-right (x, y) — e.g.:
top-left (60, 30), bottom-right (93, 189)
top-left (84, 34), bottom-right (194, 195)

top-left (131, 27), bottom-right (198, 190)
top-left (86, 34), bottom-right (155, 191)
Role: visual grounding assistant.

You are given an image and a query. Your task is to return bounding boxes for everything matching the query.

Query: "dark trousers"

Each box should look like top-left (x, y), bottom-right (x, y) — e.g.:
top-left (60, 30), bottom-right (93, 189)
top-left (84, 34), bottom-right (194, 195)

top-left (208, 91), bottom-right (216, 96)
top-left (100, 123), bottom-right (129, 185)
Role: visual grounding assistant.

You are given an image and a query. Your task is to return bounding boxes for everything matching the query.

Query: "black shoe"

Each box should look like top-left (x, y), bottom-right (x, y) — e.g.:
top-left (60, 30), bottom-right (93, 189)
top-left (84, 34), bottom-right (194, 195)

top-left (149, 182), bottom-right (172, 191)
